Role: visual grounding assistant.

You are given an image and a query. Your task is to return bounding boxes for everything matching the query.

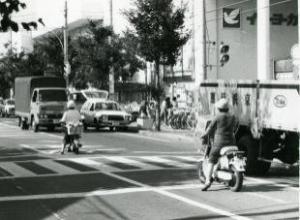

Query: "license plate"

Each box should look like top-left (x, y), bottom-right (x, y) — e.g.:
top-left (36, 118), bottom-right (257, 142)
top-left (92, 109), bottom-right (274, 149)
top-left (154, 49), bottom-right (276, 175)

top-left (53, 119), bottom-right (60, 124)
top-left (112, 121), bottom-right (119, 126)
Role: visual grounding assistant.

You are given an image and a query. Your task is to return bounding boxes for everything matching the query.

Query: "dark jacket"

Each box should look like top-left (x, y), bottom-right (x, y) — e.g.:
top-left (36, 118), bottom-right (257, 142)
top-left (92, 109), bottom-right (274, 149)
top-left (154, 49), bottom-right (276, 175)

top-left (203, 112), bottom-right (237, 149)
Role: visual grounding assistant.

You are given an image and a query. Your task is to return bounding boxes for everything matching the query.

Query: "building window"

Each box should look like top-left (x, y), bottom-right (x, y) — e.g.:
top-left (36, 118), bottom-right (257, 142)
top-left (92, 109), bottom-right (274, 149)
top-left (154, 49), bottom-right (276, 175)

top-left (221, 92), bottom-right (226, 98)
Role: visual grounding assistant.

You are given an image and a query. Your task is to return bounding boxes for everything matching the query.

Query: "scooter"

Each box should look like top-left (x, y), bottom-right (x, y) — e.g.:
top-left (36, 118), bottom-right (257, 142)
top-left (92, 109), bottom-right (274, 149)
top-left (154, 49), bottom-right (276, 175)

top-left (62, 122), bottom-right (83, 154)
top-left (198, 138), bottom-right (246, 192)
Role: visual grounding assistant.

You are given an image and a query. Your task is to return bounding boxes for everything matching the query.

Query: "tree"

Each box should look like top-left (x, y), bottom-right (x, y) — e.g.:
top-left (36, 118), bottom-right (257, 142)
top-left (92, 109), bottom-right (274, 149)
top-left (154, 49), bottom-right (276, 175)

top-left (0, 0), bottom-right (44, 32)
top-left (33, 31), bottom-right (77, 79)
top-left (73, 21), bottom-right (144, 89)
top-left (126, 0), bottom-right (189, 131)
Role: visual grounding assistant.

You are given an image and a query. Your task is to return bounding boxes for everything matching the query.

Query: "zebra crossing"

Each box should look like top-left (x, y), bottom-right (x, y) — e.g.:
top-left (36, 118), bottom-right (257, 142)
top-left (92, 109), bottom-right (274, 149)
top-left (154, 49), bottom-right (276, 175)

top-left (0, 155), bottom-right (201, 179)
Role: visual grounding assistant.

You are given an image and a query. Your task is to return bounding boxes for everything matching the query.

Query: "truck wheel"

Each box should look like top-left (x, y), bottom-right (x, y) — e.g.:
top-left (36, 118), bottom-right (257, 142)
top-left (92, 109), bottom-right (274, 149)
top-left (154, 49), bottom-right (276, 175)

top-left (237, 135), bottom-right (271, 175)
top-left (32, 119), bottom-right (39, 132)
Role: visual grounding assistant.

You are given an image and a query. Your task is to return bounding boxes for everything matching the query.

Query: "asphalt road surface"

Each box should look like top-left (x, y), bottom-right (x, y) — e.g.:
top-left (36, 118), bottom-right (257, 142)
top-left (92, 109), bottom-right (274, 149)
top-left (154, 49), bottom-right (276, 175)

top-left (0, 118), bottom-right (298, 220)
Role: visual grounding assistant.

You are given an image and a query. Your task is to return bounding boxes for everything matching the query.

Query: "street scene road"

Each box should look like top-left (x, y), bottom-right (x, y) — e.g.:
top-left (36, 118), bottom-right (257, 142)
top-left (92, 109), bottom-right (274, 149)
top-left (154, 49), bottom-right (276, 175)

top-left (0, 0), bottom-right (299, 219)
top-left (0, 118), bottom-right (298, 220)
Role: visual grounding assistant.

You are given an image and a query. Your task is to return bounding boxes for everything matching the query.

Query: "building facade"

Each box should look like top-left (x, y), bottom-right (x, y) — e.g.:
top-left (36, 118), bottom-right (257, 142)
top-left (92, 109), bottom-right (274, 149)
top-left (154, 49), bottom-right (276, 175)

top-left (162, 0), bottom-right (298, 106)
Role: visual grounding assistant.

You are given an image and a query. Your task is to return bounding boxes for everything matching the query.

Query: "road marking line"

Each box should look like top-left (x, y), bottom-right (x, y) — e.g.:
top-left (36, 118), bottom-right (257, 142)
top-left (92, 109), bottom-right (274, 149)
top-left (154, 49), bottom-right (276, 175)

top-left (103, 156), bottom-right (146, 166)
top-left (0, 162), bottom-right (36, 177)
top-left (246, 177), bottom-right (299, 191)
top-left (0, 187), bottom-right (149, 202)
top-left (117, 132), bottom-right (171, 143)
top-left (140, 156), bottom-right (191, 167)
top-left (133, 151), bottom-right (198, 155)
top-left (20, 144), bottom-right (40, 154)
top-left (244, 192), bottom-right (288, 204)
top-left (68, 158), bottom-right (102, 167)
top-left (102, 171), bottom-right (251, 220)
top-left (67, 158), bottom-right (120, 172)
top-left (35, 160), bottom-right (78, 175)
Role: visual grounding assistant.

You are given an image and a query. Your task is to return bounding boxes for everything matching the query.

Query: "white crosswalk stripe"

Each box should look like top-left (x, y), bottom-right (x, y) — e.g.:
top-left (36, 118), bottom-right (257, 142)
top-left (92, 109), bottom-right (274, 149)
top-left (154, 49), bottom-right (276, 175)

top-left (0, 162), bottom-right (36, 177)
top-left (35, 160), bottom-right (78, 175)
top-left (0, 155), bottom-right (200, 179)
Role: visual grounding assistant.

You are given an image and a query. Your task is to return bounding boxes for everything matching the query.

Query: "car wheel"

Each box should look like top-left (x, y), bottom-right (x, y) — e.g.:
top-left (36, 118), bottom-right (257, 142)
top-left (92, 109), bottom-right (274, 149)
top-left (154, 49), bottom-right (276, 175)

top-left (109, 127), bottom-right (114, 132)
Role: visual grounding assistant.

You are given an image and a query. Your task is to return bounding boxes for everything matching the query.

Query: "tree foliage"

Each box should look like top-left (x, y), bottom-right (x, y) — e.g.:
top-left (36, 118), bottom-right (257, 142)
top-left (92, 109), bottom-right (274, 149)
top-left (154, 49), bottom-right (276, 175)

top-left (125, 0), bottom-right (189, 65)
top-left (0, 0), bottom-right (44, 32)
top-left (73, 21), bottom-right (144, 89)
top-left (0, 21), bottom-right (145, 95)
top-left (125, 0), bottom-right (189, 130)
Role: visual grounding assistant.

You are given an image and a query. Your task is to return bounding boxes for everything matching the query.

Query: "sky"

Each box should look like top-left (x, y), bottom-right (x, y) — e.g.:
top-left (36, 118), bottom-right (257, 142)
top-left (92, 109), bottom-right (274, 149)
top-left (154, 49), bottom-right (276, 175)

top-left (0, 0), bottom-right (133, 55)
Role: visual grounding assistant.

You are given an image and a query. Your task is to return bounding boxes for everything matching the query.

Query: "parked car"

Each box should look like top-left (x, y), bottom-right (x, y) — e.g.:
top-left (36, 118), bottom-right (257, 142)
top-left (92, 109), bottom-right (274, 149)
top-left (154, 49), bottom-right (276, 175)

top-left (69, 89), bottom-right (108, 111)
top-left (3, 99), bottom-right (15, 117)
top-left (80, 98), bottom-right (132, 131)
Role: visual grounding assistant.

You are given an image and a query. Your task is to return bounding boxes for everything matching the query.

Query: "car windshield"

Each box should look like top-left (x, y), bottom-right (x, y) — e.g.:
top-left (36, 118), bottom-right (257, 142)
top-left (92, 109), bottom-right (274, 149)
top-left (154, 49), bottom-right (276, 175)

top-left (84, 91), bottom-right (108, 99)
top-left (39, 90), bottom-right (67, 102)
top-left (6, 100), bottom-right (14, 105)
top-left (95, 102), bottom-right (119, 111)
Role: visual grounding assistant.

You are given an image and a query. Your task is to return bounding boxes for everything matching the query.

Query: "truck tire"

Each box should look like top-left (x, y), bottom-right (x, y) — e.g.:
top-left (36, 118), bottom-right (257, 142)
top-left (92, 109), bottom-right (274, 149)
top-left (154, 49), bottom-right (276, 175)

top-left (237, 135), bottom-right (271, 175)
top-left (277, 133), bottom-right (299, 164)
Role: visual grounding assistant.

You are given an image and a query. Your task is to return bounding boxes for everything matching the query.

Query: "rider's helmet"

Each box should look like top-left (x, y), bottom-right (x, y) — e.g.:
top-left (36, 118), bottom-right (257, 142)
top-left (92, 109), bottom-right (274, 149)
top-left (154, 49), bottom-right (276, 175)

top-left (215, 98), bottom-right (229, 111)
top-left (67, 100), bottom-right (76, 110)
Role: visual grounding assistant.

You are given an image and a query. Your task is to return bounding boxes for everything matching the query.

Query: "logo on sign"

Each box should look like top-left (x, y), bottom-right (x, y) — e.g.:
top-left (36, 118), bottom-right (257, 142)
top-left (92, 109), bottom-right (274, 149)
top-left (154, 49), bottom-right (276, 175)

top-left (273, 95), bottom-right (287, 108)
top-left (223, 8), bottom-right (241, 28)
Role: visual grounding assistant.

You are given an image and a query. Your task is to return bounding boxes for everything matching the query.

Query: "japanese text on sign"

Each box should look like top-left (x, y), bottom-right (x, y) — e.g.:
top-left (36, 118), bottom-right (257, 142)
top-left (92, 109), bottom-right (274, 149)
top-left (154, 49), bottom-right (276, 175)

top-left (247, 13), bottom-right (297, 26)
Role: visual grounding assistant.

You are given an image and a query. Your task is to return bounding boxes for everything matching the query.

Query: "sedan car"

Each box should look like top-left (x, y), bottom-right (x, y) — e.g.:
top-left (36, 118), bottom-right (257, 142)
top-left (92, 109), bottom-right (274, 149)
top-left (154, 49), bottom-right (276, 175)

top-left (3, 99), bottom-right (15, 117)
top-left (80, 98), bottom-right (132, 131)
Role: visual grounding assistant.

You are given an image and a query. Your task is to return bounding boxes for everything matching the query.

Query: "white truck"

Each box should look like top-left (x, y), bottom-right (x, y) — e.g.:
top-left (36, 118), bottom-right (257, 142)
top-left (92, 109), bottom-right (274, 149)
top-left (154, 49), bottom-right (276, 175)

top-left (198, 80), bottom-right (299, 175)
top-left (15, 76), bottom-right (68, 132)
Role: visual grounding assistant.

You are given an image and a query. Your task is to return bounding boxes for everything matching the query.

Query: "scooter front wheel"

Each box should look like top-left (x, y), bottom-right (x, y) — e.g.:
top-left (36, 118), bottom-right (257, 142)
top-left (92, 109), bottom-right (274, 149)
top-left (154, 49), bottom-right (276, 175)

top-left (229, 171), bottom-right (243, 192)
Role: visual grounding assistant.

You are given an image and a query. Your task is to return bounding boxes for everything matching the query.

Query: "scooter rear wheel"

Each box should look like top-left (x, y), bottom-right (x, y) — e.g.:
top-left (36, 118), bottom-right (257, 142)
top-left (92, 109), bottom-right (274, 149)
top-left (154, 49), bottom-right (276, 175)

top-left (229, 171), bottom-right (243, 192)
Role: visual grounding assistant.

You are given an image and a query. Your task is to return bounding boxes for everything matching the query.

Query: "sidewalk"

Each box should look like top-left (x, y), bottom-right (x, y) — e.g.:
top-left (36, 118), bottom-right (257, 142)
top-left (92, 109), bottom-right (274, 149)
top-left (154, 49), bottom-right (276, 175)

top-left (138, 124), bottom-right (198, 143)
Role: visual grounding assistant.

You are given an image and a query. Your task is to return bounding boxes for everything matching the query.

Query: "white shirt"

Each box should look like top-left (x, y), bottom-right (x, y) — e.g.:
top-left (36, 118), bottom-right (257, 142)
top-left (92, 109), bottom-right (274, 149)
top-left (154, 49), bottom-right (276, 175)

top-left (61, 109), bottom-right (81, 124)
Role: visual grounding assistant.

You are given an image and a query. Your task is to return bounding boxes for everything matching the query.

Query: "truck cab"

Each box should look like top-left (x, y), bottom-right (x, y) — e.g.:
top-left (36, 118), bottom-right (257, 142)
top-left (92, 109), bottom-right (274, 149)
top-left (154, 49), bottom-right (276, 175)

top-left (30, 88), bottom-right (67, 131)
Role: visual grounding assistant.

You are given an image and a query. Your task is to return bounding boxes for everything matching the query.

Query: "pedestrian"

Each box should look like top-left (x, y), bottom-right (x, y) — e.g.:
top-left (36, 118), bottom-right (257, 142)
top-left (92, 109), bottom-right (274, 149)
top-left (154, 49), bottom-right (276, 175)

top-left (200, 98), bottom-right (238, 191)
top-left (160, 97), bottom-right (172, 125)
top-left (139, 100), bottom-right (150, 118)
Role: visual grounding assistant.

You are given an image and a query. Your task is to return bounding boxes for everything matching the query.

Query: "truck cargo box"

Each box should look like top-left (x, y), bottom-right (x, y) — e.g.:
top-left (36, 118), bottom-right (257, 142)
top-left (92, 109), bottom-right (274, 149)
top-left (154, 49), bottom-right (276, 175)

top-left (15, 76), bottom-right (66, 114)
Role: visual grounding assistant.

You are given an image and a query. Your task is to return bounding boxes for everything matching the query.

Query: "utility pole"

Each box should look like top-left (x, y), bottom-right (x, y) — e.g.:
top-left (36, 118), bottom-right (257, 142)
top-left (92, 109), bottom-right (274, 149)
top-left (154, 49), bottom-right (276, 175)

top-left (108, 0), bottom-right (115, 98)
top-left (64, 0), bottom-right (70, 87)
top-left (203, 0), bottom-right (207, 80)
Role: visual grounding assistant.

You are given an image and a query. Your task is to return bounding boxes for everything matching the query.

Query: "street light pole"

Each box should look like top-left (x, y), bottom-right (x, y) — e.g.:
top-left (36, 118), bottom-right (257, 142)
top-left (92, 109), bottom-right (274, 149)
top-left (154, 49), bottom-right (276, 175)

top-left (108, 0), bottom-right (115, 98)
top-left (64, 0), bottom-right (70, 87)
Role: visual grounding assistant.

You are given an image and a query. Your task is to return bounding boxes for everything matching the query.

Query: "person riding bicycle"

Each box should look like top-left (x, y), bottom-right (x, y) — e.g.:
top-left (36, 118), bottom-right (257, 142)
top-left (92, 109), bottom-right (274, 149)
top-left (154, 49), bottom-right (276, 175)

top-left (200, 98), bottom-right (238, 191)
top-left (60, 100), bottom-right (81, 154)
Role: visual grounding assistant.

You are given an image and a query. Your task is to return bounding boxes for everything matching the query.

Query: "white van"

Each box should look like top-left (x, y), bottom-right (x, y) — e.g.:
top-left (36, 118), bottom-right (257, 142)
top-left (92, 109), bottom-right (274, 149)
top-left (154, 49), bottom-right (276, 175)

top-left (69, 89), bottom-right (109, 110)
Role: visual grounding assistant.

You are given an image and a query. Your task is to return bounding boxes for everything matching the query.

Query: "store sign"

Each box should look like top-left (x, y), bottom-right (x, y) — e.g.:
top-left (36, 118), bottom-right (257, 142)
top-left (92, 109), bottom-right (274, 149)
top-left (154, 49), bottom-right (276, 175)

top-left (247, 13), bottom-right (298, 26)
top-left (223, 8), bottom-right (241, 28)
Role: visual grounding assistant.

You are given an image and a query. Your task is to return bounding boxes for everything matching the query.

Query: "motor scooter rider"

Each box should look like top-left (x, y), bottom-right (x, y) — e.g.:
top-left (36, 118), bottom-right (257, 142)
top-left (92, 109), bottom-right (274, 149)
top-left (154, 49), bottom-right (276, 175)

top-left (60, 100), bottom-right (81, 154)
top-left (200, 98), bottom-right (238, 191)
